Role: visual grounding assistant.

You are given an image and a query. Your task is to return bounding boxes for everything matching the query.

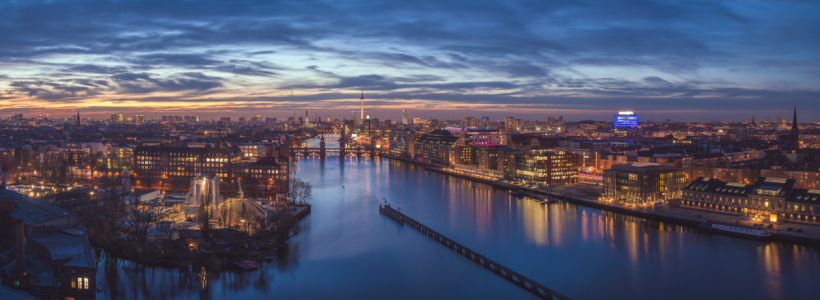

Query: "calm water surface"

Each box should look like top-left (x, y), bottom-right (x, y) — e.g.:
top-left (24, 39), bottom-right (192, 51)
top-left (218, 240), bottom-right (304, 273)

top-left (97, 138), bottom-right (820, 299)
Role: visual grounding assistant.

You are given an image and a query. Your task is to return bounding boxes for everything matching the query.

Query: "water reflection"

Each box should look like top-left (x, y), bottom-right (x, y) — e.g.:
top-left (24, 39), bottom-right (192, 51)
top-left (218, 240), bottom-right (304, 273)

top-left (97, 156), bottom-right (820, 300)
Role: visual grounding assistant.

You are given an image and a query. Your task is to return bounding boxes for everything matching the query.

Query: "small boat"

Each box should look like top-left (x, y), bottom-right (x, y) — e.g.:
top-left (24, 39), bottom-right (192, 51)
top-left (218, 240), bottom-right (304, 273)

top-left (235, 260), bottom-right (259, 271)
top-left (698, 222), bottom-right (772, 240)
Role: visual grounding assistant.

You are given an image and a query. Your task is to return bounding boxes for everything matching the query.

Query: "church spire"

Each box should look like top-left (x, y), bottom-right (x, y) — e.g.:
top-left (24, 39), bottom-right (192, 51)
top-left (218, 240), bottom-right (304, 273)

top-left (789, 105), bottom-right (800, 151)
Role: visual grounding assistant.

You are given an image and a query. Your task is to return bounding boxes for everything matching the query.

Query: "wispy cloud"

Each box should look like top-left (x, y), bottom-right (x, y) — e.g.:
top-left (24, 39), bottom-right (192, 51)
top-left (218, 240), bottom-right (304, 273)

top-left (0, 0), bottom-right (817, 121)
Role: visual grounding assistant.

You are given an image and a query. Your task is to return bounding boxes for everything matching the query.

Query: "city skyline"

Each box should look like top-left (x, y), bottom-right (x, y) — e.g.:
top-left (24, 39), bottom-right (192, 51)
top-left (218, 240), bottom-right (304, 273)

top-left (1, 0), bottom-right (819, 121)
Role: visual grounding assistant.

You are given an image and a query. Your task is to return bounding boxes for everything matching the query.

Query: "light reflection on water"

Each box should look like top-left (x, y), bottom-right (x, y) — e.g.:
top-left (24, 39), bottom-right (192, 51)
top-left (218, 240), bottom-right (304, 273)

top-left (97, 154), bottom-right (820, 300)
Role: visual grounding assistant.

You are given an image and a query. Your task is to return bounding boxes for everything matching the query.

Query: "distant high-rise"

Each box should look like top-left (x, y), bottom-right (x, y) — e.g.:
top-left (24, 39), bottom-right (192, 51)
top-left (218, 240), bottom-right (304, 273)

top-left (465, 116), bottom-right (477, 127)
top-left (76, 110), bottom-right (80, 126)
top-left (614, 111), bottom-right (638, 137)
top-left (135, 115), bottom-right (145, 124)
top-left (402, 110), bottom-right (408, 124)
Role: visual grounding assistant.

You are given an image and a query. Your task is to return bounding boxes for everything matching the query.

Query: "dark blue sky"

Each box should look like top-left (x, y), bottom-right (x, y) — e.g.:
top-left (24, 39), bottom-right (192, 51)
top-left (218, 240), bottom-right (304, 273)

top-left (0, 0), bottom-right (818, 122)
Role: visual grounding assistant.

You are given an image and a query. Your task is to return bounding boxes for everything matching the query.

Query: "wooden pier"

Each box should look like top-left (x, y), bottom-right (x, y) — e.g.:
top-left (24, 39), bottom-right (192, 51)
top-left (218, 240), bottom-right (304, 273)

top-left (379, 204), bottom-right (571, 300)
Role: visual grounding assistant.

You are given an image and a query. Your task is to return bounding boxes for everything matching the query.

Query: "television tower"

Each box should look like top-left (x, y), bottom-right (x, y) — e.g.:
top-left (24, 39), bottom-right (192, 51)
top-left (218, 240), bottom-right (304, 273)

top-left (360, 81), bottom-right (365, 121)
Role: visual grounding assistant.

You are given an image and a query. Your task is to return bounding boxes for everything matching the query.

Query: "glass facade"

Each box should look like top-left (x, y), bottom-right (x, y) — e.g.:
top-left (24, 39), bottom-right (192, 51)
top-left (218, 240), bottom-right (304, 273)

top-left (603, 164), bottom-right (686, 203)
top-left (513, 150), bottom-right (579, 185)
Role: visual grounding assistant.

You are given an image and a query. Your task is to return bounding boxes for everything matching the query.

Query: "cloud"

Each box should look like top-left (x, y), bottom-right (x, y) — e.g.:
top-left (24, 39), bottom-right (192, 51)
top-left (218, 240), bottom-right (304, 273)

top-left (111, 72), bottom-right (222, 94)
top-left (63, 64), bottom-right (129, 74)
top-left (0, 0), bottom-right (817, 120)
top-left (213, 65), bottom-right (277, 76)
top-left (129, 53), bottom-right (221, 67)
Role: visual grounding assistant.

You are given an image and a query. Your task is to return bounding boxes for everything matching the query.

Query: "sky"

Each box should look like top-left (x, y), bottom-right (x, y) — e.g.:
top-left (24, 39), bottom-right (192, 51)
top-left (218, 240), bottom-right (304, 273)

top-left (0, 0), bottom-right (818, 122)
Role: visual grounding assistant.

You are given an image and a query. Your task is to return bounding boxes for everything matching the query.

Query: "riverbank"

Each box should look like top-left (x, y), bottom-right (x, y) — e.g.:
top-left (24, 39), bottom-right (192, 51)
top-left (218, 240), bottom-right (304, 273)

top-left (380, 154), bottom-right (820, 246)
top-left (89, 204), bottom-right (313, 273)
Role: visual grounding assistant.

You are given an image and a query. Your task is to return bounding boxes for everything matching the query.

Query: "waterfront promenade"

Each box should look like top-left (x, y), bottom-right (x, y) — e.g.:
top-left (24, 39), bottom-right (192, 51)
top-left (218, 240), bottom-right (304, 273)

top-left (381, 154), bottom-right (820, 245)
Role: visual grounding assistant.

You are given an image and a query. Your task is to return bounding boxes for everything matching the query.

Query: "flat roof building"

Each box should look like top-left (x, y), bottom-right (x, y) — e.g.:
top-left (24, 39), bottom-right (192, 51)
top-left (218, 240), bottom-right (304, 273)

top-left (604, 163), bottom-right (686, 204)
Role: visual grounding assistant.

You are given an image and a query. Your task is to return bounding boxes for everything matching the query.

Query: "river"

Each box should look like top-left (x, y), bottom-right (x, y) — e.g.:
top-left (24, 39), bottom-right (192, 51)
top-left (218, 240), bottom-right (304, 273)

top-left (96, 136), bottom-right (820, 299)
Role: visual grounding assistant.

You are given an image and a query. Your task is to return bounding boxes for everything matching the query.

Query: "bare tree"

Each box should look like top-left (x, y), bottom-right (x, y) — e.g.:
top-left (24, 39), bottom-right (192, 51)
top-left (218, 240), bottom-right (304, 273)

top-left (237, 208), bottom-right (255, 235)
top-left (297, 181), bottom-right (312, 205)
top-left (123, 206), bottom-right (156, 246)
top-left (218, 199), bottom-right (232, 228)
top-left (157, 212), bottom-right (180, 242)
top-left (288, 177), bottom-right (313, 205)
top-left (197, 185), bottom-right (214, 237)
top-left (289, 157), bottom-right (297, 175)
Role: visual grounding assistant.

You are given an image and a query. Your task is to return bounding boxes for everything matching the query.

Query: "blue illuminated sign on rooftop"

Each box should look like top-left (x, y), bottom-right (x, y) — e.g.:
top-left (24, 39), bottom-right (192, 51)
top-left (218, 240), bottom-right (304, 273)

top-left (614, 114), bottom-right (638, 127)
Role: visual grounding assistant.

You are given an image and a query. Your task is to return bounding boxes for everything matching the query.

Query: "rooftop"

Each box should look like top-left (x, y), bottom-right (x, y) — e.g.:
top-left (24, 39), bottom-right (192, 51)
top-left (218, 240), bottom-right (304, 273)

top-left (610, 163), bottom-right (679, 173)
top-left (1, 190), bottom-right (76, 226)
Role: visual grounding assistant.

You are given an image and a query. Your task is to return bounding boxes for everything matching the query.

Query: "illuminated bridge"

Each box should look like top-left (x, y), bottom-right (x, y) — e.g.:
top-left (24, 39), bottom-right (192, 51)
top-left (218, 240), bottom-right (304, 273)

top-left (290, 147), bottom-right (372, 157)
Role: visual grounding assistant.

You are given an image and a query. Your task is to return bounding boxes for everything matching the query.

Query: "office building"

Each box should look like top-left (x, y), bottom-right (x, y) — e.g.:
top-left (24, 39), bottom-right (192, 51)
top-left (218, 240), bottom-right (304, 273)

top-left (413, 129), bottom-right (464, 165)
top-left (513, 150), bottom-right (579, 186)
top-left (133, 145), bottom-right (287, 195)
top-left (389, 130), bottom-right (418, 159)
top-left (614, 111), bottom-right (638, 137)
top-left (604, 163), bottom-right (686, 204)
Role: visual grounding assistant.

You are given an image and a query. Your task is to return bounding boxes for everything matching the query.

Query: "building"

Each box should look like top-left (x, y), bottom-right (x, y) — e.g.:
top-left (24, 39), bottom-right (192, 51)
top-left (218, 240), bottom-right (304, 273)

top-left (449, 146), bottom-right (477, 165)
top-left (567, 149), bottom-right (601, 174)
top-left (603, 163), bottom-right (686, 204)
top-left (135, 115), bottom-right (145, 124)
top-left (402, 110), bottom-right (408, 124)
top-left (238, 144), bottom-right (267, 161)
top-left (413, 130), bottom-right (464, 165)
top-left (504, 117), bottom-right (522, 132)
top-left (470, 131), bottom-right (508, 146)
top-left (0, 189), bottom-right (96, 300)
top-left (761, 169), bottom-right (820, 189)
top-left (477, 147), bottom-right (501, 170)
top-left (388, 131), bottom-right (418, 159)
top-left (134, 145), bottom-right (287, 196)
top-left (680, 177), bottom-right (818, 221)
top-left (513, 150), bottom-right (579, 186)
top-left (786, 106), bottom-right (800, 152)
top-left (614, 111), bottom-right (638, 137)
top-left (107, 145), bottom-right (134, 169)
top-left (134, 145), bottom-right (241, 191)
top-left (110, 114), bottom-right (123, 123)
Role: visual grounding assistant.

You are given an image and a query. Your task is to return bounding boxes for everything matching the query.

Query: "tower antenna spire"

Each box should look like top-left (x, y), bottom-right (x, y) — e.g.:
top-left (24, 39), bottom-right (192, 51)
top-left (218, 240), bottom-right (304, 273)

top-left (360, 79), bottom-right (365, 121)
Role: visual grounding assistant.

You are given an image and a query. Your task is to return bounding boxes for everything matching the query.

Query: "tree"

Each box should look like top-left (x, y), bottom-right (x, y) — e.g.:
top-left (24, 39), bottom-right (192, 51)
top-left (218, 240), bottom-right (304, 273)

top-left (237, 208), bottom-right (255, 235)
top-left (218, 199), bottom-right (233, 228)
top-left (57, 160), bottom-right (69, 184)
top-left (157, 218), bottom-right (180, 243)
top-left (289, 157), bottom-right (297, 175)
top-left (123, 205), bottom-right (156, 247)
top-left (0, 164), bottom-right (9, 184)
top-left (197, 185), bottom-right (214, 237)
top-left (288, 177), bottom-right (313, 205)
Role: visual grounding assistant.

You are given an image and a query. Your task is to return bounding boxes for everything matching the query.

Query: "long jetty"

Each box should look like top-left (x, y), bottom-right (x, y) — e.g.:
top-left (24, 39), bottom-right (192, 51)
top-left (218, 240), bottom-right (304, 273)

top-left (379, 204), bottom-right (571, 300)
